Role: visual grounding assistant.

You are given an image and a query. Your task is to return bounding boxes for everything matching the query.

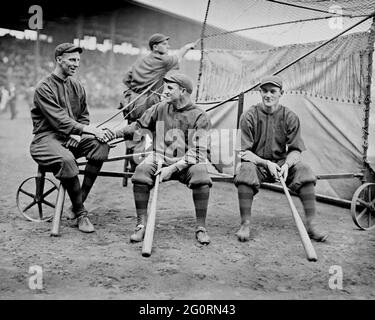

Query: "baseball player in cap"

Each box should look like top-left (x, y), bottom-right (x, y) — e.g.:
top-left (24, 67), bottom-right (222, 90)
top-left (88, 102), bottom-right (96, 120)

top-left (120, 34), bottom-right (198, 171)
top-left (121, 33), bottom-right (198, 122)
top-left (104, 73), bottom-right (212, 245)
top-left (29, 43), bottom-right (110, 233)
top-left (234, 75), bottom-right (328, 242)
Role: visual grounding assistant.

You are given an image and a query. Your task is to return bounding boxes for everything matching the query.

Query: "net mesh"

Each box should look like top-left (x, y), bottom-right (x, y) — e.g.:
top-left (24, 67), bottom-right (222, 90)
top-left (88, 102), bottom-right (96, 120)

top-left (197, 0), bottom-right (375, 102)
top-left (202, 0), bottom-right (375, 49)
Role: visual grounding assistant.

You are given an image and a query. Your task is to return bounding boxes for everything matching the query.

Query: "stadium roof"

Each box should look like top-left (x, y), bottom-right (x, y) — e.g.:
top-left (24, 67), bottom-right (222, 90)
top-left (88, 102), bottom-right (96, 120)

top-left (0, 0), bottom-right (272, 50)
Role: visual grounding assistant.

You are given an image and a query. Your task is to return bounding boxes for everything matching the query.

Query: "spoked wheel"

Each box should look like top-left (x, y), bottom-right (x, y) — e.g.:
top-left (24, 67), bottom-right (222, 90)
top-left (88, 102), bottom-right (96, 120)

top-left (16, 176), bottom-right (58, 222)
top-left (351, 183), bottom-right (375, 230)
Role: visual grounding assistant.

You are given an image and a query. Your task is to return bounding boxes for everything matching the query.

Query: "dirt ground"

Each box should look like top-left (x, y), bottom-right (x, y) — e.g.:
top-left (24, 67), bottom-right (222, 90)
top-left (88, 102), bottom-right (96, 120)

top-left (1, 107), bottom-right (375, 300)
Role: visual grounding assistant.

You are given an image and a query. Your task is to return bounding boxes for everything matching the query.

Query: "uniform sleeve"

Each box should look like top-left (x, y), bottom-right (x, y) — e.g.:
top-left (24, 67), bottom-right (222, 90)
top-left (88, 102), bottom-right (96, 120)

top-left (113, 103), bottom-right (160, 139)
top-left (285, 111), bottom-right (306, 153)
top-left (236, 111), bottom-right (255, 152)
top-left (162, 55), bottom-right (179, 72)
top-left (76, 84), bottom-right (90, 125)
top-left (122, 68), bottom-right (132, 89)
top-left (137, 102), bottom-right (159, 130)
top-left (34, 84), bottom-right (85, 136)
top-left (175, 112), bottom-right (211, 171)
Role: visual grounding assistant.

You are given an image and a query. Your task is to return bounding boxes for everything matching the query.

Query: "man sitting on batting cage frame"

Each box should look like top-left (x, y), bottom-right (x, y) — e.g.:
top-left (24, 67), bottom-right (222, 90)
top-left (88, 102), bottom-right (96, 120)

top-left (104, 73), bottom-right (212, 245)
top-left (234, 75), bottom-right (328, 243)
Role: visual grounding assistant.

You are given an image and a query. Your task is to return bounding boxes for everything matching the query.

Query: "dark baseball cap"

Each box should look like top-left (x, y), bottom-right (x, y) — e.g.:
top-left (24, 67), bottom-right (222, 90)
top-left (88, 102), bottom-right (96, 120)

top-left (259, 75), bottom-right (283, 89)
top-left (164, 73), bottom-right (194, 94)
top-left (54, 43), bottom-right (83, 60)
top-left (148, 33), bottom-right (170, 49)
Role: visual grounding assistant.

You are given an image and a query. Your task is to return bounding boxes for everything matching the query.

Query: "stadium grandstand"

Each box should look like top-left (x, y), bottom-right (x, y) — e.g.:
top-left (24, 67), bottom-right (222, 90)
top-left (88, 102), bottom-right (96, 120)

top-left (0, 0), bottom-right (271, 113)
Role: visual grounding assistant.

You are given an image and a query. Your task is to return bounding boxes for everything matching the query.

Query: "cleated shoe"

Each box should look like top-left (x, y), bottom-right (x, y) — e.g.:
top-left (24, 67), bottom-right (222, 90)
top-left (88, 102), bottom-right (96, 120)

top-left (236, 222), bottom-right (251, 242)
top-left (195, 226), bottom-right (211, 245)
top-left (77, 213), bottom-right (95, 233)
top-left (307, 228), bottom-right (328, 242)
top-left (130, 224), bottom-right (145, 242)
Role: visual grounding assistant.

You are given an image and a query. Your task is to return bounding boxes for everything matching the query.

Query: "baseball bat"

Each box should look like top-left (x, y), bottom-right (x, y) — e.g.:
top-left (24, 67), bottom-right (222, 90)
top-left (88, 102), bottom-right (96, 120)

top-left (278, 172), bottom-right (318, 262)
top-left (50, 183), bottom-right (66, 237)
top-left (142, 160), bottom-right (163, 257)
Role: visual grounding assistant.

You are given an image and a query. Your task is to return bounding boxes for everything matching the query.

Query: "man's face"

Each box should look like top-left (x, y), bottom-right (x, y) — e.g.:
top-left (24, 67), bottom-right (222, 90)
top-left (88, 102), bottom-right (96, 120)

top-left (164, 82), bottom-right (183, 103)
top-left (57, 51), bottom-right (80, 76)
top-left (260, 83), bottom-right (282, 108)
top-left (154, 40), bottom-right (169, 54)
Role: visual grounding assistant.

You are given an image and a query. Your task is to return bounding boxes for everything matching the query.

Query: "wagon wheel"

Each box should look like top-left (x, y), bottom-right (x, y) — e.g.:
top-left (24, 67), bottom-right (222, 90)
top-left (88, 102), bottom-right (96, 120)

top-left (16, 176), bottom-right (58, 222)
top-left (351, 183), bottom-right (375, 230)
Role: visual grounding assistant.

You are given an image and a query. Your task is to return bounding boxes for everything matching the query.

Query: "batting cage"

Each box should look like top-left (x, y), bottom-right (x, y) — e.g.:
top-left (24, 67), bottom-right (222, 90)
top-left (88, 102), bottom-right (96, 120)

top-left (191, 0), bottom-right (375, 230)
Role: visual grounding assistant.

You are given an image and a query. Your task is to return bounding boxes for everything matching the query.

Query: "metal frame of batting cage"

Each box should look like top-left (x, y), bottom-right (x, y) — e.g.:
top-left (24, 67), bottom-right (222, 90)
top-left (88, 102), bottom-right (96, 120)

top-left (199, 13), bottom-right (375, 230)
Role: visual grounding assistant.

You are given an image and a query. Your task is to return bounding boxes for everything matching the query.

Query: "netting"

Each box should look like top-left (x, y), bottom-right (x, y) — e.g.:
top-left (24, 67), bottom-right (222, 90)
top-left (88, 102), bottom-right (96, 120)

top-left (196, 0), bottom-right (375, 100)
top-left (193, 0), bottom-right (375, 199)
top-left (201, 0), bottom-right (375, 49)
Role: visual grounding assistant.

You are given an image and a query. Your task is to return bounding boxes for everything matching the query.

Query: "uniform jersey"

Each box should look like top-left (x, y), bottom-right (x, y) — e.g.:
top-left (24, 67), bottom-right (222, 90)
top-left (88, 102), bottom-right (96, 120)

top-left (31, 73), bottom-right (89, 138)
top-left (123, 52), bottom-right (179, 94)
top-left (238, 103), bottom-right (306, 161)
top-left (116, 100), bottom-right (211, 171)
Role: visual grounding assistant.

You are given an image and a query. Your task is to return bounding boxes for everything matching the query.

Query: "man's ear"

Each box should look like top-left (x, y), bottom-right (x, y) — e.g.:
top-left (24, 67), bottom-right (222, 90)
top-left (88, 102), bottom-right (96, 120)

top-left (280, 89), bottom-right (284, 95)
top-left (56, 56), bottom-right (62, 64)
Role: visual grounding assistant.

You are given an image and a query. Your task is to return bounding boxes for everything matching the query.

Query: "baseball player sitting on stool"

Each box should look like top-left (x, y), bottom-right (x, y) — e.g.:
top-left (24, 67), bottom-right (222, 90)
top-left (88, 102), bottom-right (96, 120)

top-left (234, 75), bottom-right (328, 242)
top-left (104, 73), bottom-right (212, 245)
top-left (29, 43), bottom-right (110, 233)
top-left (120, 33), bottom-right (198, 170)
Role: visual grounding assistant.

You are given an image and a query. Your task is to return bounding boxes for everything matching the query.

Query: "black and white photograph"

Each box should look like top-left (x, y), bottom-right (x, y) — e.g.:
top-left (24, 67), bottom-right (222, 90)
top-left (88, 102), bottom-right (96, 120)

top-left (0, 0), bottom-right (375, 305)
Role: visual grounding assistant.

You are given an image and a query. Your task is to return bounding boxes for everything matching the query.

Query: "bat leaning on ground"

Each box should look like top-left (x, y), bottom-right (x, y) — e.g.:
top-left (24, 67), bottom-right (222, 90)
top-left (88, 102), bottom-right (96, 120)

top-left (50, 184), bottom-right (66, 237)
top-left (278, 172), bottom-right (318, 262)
top-left (142, 160), bottom-right (163, 257)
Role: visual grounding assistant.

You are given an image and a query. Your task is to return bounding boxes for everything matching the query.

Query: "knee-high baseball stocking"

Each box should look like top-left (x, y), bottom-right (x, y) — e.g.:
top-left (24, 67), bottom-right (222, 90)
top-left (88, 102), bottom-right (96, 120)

top-left (81, 160), bottom-right (104, 203)
top-left (237, 184), bottom-right (254, 225)
top-left (60, 176), bottom-right (85, 214)
top-left (298, 182), bottom-right (316, 229)
top-left (192, 185), bottom-right (210, 227)
top-left (133, 183), bottom-right (150, 226)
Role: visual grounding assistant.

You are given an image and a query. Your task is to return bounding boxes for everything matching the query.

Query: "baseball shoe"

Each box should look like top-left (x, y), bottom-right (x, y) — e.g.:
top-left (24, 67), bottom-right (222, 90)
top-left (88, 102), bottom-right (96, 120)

top-left (66, 206), bottom-right (77, 220)
top-left (77, 212), bottom-right (95, 233)
top-left (236, 222), bottom-right (250, 242)
top-left (307, 227), bottom-right (328, 242)
top-left (195, 226), bottom-right (211, 245)
top-left (130, 224), bottom-right (145, 242)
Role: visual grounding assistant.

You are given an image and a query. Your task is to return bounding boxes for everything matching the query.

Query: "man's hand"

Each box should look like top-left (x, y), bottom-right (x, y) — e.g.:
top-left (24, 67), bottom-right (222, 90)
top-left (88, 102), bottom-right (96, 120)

top-left (64, 134), bottom-right (81, 148)
top-left (266, 160), bottom-right (281, 179)
top-left (187, 39), bottom-right (200, 49)
top-left (278, 163), bottom-right (289, 181)
top-left (102, 128), bottom-right (116, 143)
top-left (155, 164), bottom-right (177, 182)
top-left (83, 124), bottom-right (107, 141)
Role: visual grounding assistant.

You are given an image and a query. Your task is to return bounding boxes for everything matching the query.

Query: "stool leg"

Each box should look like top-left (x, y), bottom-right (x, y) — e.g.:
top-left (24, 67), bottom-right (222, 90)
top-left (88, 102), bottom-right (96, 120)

top-left (123, 143), bottom-right (129, 187)
top-left (35, 168), bottom-right (46, 220)
top-left (50, 184), bottom-right (66, 237)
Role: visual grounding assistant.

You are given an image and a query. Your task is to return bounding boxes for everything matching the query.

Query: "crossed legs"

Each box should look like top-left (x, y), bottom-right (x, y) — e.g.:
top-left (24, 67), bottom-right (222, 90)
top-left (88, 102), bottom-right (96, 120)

top-left (30, 134), bottom-right (109, 233)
